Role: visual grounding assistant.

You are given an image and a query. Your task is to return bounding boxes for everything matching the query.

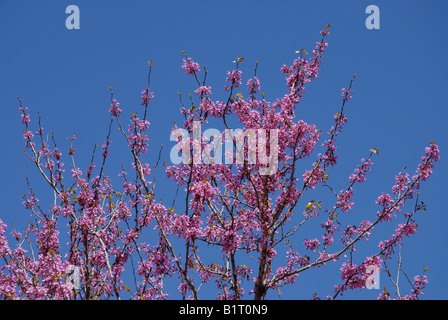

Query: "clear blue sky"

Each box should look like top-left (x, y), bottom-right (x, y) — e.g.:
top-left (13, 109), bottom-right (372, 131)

top-left (0, 1), bottom-right (447, 299)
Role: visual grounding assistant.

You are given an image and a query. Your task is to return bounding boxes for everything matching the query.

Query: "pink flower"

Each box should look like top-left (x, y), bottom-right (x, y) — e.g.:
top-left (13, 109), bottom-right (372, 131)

top-left (68, 146), bottom-right (76, 156)
top-left (109, 98), bottom-right (122, 117)
top-left (182, 57), bottom-right (200, 75)
top-left (123, 181), bottom-right (136, 195)
top-left (320, 28), bottom-right (330, 36)
top-left (0, 219), bottom-right (11, 258)
top-left (222, 229), bottom-right (241, 254)
top-left (376, 192), bottom-right (394, 208)
top-left (194, 86), bottom-right (212, 96)
top-left (23, 130), bottom-right (34, 140)
top-left (172, 214), bottom-right (202, 241)
top-left (141, 88), bottom-right (154, 105)
top-left (376, 192), bottom-right (394, 222)
top-left (336, 188), bottom-right (354, 213)
top-left (349, 158), bottom-right (373, 183)
top-left (189, 180), bottom-right (219, 213)
top-left (247, 77), bottom-right (260, 94)
top-left (304, 238), bottom-right (320, 252)
top-left (71, 168), bottom-right (82, 179)
top-left (19, 106), bottom-right (31, 124)
top-left (225, 69), bottom-right (242, 91)
top-left (341, 88), bottom-right (353, 101)
top-left (129, 118), bottom-right (150, 132)
top-left (22, 190), bottom-right (38, 209)
top-left (303, 164), bottom-right (325, 190)
top-left (392, 172), bottom-right (410, 194)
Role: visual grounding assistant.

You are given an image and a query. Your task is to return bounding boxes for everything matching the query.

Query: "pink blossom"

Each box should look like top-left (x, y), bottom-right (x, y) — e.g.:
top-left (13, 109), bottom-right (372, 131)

top-left (225, 69), bottom-right (242, 91)
top-left (141, 88), bottom-right (154, 105)
top-left (109, 98), bottom-right (122, 117)
top-left (336, 188), bottom-right (354, 213)
top-left (341, 88), bottom-right (353, 101)
top-left (376, 192), bottom-right (395, 222)
top-left (194, 85), bottom-right (212, 96)
top-left (172, 214), bottom-right (202, 241)
top-left (22, 190), bottom-right (39, 209)
top-left (0, 219), bottom-right (11, 258)
top-left (247, 77), bottom-right (260, 94)
top-left (19, 106), bottom-right (31, 124)
top-left (71, 168), bottom-right (82, 179)
top-left (182, 57), bottom-right (200, 75)
top-left (349, 158), bottom-right (373, 183)
top-left (303, 164), bottom-right (325, 190)
top-left (304, 238), bottom-right (320, 252)
top-left (23, 130), bottom-right (34, 140)
top-left (392, 172), bottom-right (410, 194)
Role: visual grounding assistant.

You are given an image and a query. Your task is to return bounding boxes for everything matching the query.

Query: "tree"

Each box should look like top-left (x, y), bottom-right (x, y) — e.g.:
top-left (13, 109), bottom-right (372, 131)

top-left (0, 26), bottom-right (440, 300)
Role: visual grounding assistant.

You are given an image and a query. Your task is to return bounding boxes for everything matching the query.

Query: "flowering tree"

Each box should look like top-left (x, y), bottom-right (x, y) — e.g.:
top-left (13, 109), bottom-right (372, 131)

top-left (0, 25), bottom-right (440, 300)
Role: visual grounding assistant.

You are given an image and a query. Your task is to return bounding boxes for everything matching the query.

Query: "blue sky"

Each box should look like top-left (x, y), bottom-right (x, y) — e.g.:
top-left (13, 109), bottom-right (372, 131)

top-left (0, 1), bottom-right (447, 299)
